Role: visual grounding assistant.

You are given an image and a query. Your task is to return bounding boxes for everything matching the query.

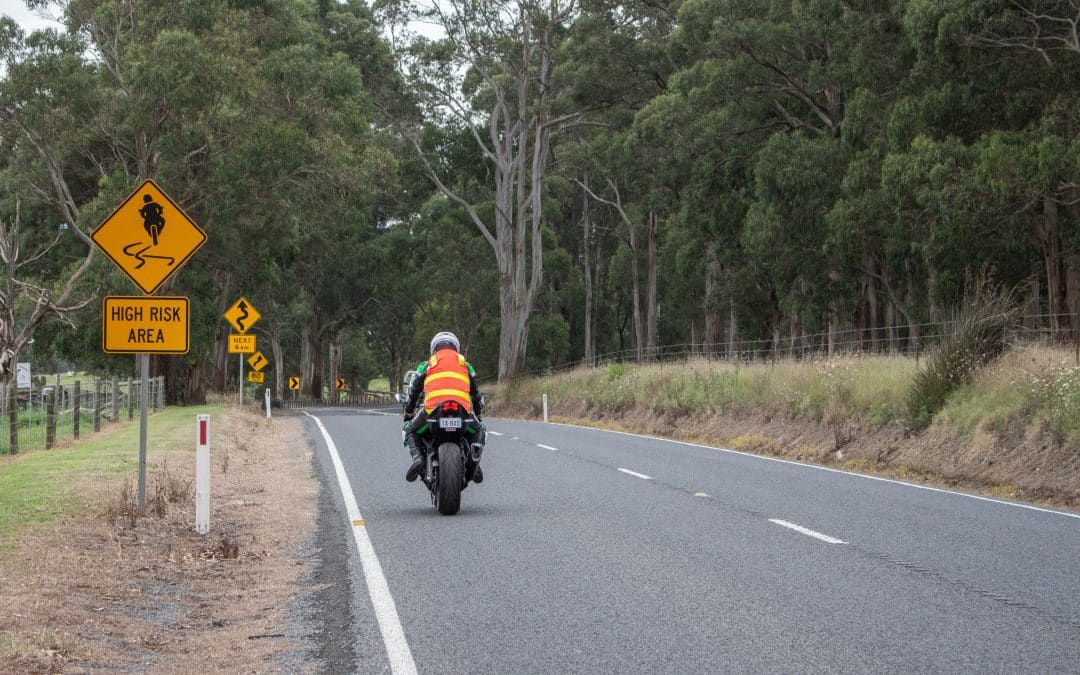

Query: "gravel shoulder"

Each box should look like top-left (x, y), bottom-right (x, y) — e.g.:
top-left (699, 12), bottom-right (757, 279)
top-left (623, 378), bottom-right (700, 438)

top-left (0, 407), bottom-right (323, 673)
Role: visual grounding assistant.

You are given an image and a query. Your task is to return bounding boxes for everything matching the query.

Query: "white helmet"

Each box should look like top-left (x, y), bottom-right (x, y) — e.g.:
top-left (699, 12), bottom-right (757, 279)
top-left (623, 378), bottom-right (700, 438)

top-left (430, 331), bottom-right (460, 354)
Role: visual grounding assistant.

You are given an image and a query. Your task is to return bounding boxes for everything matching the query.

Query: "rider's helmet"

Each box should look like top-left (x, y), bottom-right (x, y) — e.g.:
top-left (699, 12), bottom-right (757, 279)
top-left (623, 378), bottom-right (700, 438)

top-left (430, 331), bottom-right (460, 355)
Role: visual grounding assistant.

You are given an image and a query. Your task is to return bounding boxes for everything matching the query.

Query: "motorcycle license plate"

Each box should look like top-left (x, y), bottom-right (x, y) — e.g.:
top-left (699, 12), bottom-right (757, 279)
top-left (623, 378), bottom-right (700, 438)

top-left (438, 417), bottom-right (462, 430)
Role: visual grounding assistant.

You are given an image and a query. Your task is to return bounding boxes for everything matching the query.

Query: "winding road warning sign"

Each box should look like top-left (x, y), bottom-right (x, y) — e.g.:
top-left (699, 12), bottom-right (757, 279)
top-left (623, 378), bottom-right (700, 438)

top-left (224, 297), bottom-right (261, 334)
top-left (91, 180), bottom-right (207, 295)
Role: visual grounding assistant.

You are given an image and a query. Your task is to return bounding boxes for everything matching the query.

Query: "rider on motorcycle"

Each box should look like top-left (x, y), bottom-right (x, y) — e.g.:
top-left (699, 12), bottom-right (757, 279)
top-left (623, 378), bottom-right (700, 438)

top-left (403, 331), bottom-right (486, 483)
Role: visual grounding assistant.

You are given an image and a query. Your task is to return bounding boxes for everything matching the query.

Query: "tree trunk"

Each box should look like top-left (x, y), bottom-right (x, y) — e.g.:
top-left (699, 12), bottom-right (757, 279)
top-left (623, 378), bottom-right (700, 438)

top-left (1026, 263), bottom-right (1042, 329)
top-left (582, 183), bottom-right (595, 367)
top-left (705, 241), bottom-right (724, 356)
top-left (645, 212), bottom-right (659, 360)
top-left (887, 300), bottom-right (899, 353)
top-left (209, 274), bottom-right (232, 394)
top-left (628, 225), bottom-right (644, 362)
top-left (728, 299), bottom-right (737, 360)
top-left (301, 321), bottom-right (318, 399)
top-left (1037, 197), bottom-right (1066, 336)
top-left (271, 332), bottom-right (285, 399)
top-left (864, 257), bottom-right (880, 352)
top-left (329, 329), bottom-right (345, 405)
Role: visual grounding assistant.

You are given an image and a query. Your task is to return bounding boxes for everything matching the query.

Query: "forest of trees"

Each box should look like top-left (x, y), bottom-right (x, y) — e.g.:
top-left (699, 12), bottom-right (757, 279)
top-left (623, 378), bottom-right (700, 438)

top-left (0, 0), bottom-right (1077, 401)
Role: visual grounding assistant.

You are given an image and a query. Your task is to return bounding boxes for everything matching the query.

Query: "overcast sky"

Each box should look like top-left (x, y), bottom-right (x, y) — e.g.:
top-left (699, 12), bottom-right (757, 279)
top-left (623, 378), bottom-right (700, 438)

top-left (0, 0), bottom-right (64, 33)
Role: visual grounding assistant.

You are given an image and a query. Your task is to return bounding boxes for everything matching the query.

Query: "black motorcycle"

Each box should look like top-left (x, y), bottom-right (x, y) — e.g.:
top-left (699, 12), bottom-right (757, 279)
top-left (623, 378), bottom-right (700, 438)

top-left (398, 381), bottom-right (484, 515)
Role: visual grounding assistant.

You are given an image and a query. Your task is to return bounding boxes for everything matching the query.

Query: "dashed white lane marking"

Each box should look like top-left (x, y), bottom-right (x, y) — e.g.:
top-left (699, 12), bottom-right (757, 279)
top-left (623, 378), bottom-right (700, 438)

top-left (541, 421), bottom-right (1080, 520)
top-left (488, 431), bottom-right (504, 436)
top-left (303, 413), bottom-right (418, 675)
top-left (618, 467), bottom-right (653, 480)
top-left (769, 519), bottom-right (847, 544)
top-left (537, 444), bottom-right (559, 451)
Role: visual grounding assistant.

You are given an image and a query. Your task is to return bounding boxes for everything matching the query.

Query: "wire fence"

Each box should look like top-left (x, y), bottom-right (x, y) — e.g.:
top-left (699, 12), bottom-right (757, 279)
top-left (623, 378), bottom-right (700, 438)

top-left (498, 312), bottom-right (1080, 382)
top-left (0, 376), bottom-right (167, 456)
top-left (270, 390), bottom-right (395, 410)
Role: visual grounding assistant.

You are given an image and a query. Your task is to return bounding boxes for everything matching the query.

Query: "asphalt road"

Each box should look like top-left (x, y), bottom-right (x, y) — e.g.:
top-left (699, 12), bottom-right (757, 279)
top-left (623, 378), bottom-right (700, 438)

top-left (303, 409), bottom-right (1080, 674)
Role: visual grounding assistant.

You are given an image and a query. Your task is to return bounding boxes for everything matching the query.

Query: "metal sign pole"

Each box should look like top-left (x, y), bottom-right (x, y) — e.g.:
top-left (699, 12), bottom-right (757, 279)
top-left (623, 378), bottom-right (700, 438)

top-left (138, 353), bottom-right (149, 511)
top-left (240, 354), bottom-right (244, 408)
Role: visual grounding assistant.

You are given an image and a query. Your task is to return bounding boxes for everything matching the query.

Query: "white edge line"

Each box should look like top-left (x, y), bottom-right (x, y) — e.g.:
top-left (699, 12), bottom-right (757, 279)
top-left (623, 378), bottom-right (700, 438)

top-left (303, 412), bottom-right (418, 675)
top-left (537, 443), bottom-right (559, 451)
top-left (770, 519), bottom-right (847, 544)
top-left (618, 467), bottom-right (653, 480)
top-left (535, 420), bottom-right (1080, 520)
top-left (488, 431), bottom-right (504, 436)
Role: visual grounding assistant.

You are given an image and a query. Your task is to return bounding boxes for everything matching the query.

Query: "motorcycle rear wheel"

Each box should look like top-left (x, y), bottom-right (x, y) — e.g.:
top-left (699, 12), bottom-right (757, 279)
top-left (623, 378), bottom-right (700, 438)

top-left (435, 442), bottom-right (463, 515)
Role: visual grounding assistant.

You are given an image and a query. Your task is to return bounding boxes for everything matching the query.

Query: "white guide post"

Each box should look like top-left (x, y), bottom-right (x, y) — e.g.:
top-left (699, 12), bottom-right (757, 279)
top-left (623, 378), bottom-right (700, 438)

top-left (543, 393), bottom-right (549, 423)
top-left (265, 388), bottom-right (271, 418)
top-left (195, 414), bottom-right (210, 534)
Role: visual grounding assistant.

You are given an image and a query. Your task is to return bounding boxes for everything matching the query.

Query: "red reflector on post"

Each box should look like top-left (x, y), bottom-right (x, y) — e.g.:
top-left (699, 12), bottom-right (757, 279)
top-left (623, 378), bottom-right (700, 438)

top-left (199, 419), bottom-right (207, 445)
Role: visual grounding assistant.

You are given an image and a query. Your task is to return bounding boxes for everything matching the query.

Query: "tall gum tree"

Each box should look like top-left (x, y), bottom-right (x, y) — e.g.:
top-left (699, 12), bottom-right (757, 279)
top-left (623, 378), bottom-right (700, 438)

top-left (380, 0), bottom-right (580, 381)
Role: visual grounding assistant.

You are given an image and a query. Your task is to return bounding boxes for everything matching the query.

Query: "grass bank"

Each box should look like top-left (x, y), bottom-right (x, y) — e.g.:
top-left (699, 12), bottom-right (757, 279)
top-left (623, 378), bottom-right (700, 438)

top-left (489, 345), bottom-right (1080, 506)
top-left (0, 404), bottom-right (225, 542)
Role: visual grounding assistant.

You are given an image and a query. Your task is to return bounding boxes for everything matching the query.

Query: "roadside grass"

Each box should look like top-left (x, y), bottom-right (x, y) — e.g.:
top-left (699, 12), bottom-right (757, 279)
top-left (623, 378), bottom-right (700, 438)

top-left (368, 377), bottom-right (391, 392)
top-left (0, 404), bottom-right (225, 544)
top-left (496, 344), bottom-right (1079, 445)
top-left (501, 354), bottom-right (916, 426)
top-left (938, 345), bottom-right (1080, 442)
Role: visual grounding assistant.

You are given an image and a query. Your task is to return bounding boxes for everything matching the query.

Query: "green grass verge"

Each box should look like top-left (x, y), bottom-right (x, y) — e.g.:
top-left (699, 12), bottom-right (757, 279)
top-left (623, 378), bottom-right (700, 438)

top-left (367, 377), bottom-right (391, 392)
top-left (0, 403), bottom-right (226, 543)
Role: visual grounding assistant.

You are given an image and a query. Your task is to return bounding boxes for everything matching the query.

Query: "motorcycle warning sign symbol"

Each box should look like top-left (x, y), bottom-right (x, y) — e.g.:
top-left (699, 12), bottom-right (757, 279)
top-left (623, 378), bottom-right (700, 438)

top-left (91, 179), bottom-right (207, 295)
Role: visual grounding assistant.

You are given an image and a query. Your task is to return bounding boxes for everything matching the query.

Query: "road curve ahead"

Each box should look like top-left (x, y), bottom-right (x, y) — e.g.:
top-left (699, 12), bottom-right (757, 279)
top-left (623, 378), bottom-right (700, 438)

top-left (304, 410), bottom-right (1080, 674)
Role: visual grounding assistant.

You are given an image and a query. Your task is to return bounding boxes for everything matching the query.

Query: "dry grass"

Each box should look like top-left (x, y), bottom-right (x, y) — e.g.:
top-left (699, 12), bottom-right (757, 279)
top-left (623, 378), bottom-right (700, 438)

top-left (0, 408), bottom-right (318, 672)
top-left (938, 344), bottom-right (1080, 443)
top-left (497, 354), bottom-right (915, 427)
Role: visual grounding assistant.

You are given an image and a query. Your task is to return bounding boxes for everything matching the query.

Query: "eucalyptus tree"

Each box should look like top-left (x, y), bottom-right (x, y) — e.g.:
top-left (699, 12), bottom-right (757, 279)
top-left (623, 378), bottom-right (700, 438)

top-left (379, 0), bottom-right (581, 381)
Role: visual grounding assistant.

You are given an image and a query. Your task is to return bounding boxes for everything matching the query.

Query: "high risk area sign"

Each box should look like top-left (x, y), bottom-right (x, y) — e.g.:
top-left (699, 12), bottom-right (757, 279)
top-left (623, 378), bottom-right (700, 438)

top-left (102, 297), bottom-right (189, 354)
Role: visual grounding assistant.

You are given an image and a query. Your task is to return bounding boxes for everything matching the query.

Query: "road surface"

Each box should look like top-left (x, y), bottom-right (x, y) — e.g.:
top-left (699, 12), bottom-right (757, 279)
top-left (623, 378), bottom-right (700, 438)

top-left (303, 409), bottom-right (1080, 673)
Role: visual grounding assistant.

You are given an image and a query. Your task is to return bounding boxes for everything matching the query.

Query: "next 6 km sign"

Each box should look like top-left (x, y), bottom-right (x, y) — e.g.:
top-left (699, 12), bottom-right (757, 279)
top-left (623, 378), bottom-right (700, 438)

top-left (102, 297), bottom-right (189, 354)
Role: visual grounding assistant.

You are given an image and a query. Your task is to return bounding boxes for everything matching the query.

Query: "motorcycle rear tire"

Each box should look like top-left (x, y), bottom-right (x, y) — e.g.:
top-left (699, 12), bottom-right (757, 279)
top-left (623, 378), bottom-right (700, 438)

top-left (436, 442), bottom-right (463, 515)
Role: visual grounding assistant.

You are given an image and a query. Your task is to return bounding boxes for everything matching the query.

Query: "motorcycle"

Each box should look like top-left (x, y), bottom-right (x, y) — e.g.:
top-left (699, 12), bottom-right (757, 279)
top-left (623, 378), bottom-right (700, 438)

top-left (396, 372), bottom-right (485, 516)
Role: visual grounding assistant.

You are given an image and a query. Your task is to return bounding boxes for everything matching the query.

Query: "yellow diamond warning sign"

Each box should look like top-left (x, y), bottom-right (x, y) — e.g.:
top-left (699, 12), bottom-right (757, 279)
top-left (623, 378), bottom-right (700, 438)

top-left (102, 297), bottom-right (189, 354)
top-left (91, 180), bottom-right (207, 295)
top-left (228, 334), bottom-right (256, 354)
top-left (247, 351), bottom-right (268, 372)
top-left (223, 297), bottom-right (260, 334)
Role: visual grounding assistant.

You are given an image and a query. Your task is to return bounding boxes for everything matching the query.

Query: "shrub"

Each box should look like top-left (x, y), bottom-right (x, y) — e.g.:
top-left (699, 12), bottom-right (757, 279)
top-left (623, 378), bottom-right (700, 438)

top-left (907, 278), bottom-right (1019, 430)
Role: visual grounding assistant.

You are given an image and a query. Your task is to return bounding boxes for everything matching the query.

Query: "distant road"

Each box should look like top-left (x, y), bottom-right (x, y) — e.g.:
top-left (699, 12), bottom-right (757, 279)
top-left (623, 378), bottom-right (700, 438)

top-left (305, 409), bottom-right (1080, 673)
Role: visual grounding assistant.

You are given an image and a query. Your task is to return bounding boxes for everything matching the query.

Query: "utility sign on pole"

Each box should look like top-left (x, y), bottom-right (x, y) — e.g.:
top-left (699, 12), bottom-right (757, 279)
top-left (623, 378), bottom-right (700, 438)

top-left (91, 179), bottom-right (206, 514)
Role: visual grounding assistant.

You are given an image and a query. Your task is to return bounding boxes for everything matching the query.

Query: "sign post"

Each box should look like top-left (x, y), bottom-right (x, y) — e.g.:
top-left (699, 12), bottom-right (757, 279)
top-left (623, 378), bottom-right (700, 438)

top-left (224, 297), bottom-right (261, 409)
top-left (91, 179), bottom-right (207, 513)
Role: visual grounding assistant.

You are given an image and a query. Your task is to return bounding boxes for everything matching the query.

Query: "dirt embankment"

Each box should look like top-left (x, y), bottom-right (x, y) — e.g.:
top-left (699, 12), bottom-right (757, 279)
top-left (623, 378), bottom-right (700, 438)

top-left (0, 409), bottom-right (320, 673)
top-left (490, 400), bottom-right (1080, 510)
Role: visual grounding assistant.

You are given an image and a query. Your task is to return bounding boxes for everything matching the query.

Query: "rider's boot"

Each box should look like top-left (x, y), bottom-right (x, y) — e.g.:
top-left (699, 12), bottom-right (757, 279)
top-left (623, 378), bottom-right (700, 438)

top-left (404, 429), bottom-right (424, 482)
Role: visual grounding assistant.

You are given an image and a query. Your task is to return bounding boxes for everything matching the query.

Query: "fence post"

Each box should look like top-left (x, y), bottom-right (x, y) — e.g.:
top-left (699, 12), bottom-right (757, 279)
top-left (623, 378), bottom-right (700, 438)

top-left (158, 376), bottom-right (165, 410)
top-left (94, 379), bottom-right (101, 432)
top-left (73, 381), bottom-right (81, 439)
top-left (127, 377), bottom-right (134, 420)
top-left (8, 386), bottom-right (17, 455)
top-left (45, 388), bottom-right (56, 449)
top-left (112, 379), bottom-right (120, 422)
